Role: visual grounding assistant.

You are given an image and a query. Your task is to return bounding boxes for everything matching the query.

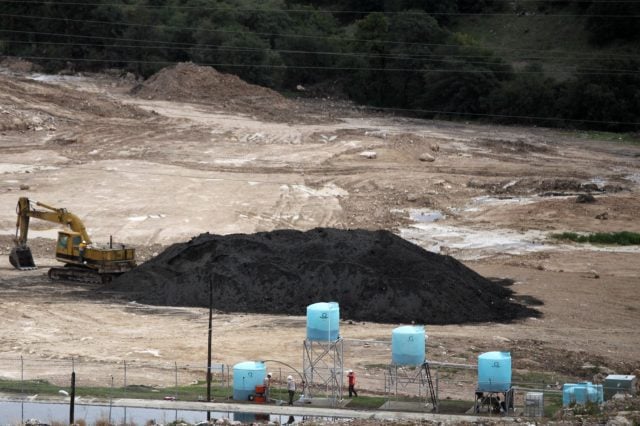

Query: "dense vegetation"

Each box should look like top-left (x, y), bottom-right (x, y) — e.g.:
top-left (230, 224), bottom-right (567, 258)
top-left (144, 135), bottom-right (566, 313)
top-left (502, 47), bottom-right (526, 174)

top-left (1, 0), bottom-right (639, 131)
top-left (551, 231), bottom-right (640, 245)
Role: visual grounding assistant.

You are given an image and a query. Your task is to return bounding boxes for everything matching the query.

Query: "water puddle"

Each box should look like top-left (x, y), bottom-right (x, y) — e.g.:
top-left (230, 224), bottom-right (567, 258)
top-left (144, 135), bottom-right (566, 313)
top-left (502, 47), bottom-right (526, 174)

top-left (0, 163), bottom-right (60, 174)
top-left (408, 209), bottom-right (444, 223)
top-left (400, 223), bottom-right (548, 260)
top-left (400, 200), bottom-right (547, 259)
top-left (589, 176), bottom-right (607, 189)
top-left (625, 173), bottom-right (640, 184)
top-left (470, 195), bottom-right (536, 206)
top-left (400, 196), bottom-right (640, 259)
top-left (28, 74), bottom-right (87, 84)
top-left (0, 400), bottom-right (330, 424)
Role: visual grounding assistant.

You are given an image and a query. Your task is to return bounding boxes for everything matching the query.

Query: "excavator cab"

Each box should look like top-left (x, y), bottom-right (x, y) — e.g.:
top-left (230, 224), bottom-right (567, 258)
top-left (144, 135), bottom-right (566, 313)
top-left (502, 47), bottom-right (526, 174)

top-left (9, 246), bottom-right (36, 270)
top-left (55, 231), bottom-right (83, 260)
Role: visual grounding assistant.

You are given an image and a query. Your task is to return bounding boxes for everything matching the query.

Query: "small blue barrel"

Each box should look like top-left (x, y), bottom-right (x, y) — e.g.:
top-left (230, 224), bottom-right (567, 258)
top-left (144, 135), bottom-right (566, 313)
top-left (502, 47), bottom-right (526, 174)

top-left (477, 352), bottom-right (512, 392)
top-left (391, 325), bottom-right (426, 365)
top-left (233, 361), bottom-right (266, 401)
top-left (563, 382), bottom-right (603, 406)
top-left (306, 302), bottom-right (340, 341)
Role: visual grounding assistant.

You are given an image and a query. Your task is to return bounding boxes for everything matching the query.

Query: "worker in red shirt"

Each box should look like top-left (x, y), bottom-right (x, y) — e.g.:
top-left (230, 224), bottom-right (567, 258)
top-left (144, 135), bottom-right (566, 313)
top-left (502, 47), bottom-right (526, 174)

top-left (347, 369), bottom-right (358, 397)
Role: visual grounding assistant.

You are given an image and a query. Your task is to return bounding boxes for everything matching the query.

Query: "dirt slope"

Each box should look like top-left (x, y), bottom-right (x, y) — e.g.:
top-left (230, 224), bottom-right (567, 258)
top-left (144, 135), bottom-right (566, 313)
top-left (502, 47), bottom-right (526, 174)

top-left (0, 73), bottom-right (147, 130)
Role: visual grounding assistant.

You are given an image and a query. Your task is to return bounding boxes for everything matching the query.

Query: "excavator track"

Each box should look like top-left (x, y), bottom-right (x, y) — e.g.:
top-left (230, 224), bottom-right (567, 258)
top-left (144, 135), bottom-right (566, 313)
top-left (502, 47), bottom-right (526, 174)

top-left (48, 266), bottom-right (115, 284)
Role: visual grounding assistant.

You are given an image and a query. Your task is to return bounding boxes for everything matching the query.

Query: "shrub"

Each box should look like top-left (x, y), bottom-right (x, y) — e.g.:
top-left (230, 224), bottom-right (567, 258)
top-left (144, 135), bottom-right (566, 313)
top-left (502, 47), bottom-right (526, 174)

top-left (551, 231), bottom-right (640, 245)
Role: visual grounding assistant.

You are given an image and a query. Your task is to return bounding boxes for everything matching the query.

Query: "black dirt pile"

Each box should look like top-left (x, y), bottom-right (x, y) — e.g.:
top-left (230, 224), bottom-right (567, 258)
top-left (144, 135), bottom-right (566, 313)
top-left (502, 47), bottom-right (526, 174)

top-left (110, 228), bottom-right (539, 324)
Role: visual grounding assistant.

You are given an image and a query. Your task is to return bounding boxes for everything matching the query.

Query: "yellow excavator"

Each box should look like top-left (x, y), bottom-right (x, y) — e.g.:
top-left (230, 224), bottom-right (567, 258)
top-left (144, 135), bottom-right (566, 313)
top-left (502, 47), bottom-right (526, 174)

top-left (9, 197), bottom-right (136, 283)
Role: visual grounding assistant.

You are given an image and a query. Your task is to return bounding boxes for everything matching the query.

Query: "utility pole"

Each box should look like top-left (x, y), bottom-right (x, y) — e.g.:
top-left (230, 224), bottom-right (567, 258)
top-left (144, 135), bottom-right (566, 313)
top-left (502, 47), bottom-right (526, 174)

top-left (207, 277), bottom-right (213, 422)
top-left (69, 371), bottom-right (76, 425)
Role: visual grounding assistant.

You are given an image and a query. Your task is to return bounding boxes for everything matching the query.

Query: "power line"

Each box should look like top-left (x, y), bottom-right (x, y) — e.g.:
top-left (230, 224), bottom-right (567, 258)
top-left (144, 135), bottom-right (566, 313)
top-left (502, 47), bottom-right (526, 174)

top-left (361, 105), bottom-right (640, 126)
top-left (10, 54), bottom-right (639, 76)
top-left (2, 12), bottom-right (639, 56)
top-left (3, 13), bottom-right (640, 64)
top-left (140, 99), bottom-right (640, 126)
top-left (132, 95), bottom-right (640, 126)
top-left (3, 28), bottom-right (640, 62)
top-left (0, 12), bottom-right (441, 49)
top-left (6, 70), bottom-right (638, 126)
top-left (6, 39), bottom-right (639, 74)
top-left (1, 0), bottom-right (639, 17)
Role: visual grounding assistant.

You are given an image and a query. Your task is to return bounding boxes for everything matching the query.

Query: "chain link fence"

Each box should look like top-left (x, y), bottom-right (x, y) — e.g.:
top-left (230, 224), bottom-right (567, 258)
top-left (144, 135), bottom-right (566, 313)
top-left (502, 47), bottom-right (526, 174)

top-left (0, 352), bottom-right (569, 416)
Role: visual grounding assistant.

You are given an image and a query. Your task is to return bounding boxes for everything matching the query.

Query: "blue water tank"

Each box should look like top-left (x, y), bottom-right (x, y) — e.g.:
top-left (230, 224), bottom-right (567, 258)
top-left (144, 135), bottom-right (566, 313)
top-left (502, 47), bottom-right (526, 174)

top-left (477, 352), bottom-right (512, 392)
top-left (306, 302), bottom-right (340, 341)
top-left (391, 325), bottom-right (426, 365)
top-left (563, 382), bottom-right (604, 406)
top-left (233, 361), bottom-right (266, 401)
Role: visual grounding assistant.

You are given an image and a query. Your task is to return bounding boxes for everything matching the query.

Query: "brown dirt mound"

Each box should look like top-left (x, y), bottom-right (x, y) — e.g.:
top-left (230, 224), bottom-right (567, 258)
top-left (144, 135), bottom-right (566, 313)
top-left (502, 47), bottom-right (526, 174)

top-left (130, 62), bottom-right (291, 110)
top-left (109, 228), bottom-right (540, 325)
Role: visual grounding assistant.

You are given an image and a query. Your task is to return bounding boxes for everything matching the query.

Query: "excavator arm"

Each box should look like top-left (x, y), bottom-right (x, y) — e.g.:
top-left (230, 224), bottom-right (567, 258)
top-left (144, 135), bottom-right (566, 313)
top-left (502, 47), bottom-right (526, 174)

top-left (14, 197), bottom-right (92, 245)
top-left (10, 197), bottom-right (92, 270)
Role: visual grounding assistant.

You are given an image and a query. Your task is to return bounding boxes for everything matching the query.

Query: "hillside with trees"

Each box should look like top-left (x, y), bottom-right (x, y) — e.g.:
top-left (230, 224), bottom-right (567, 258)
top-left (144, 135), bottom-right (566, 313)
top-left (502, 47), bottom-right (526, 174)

top-left (1, 0), bottom-right (639, 131)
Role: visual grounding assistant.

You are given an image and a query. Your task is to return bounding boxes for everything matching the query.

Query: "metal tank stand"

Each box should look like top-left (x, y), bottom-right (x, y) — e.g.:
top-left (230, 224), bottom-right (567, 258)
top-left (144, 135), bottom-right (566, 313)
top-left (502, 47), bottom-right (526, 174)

top-left (423, 362), bottom-right (438, 411)
top-left (385, 361), bottom-right (438, 412)
top-left (474, 387), bottom-right (514, 415)
top-left (302, 338), bottom-right (344, 405)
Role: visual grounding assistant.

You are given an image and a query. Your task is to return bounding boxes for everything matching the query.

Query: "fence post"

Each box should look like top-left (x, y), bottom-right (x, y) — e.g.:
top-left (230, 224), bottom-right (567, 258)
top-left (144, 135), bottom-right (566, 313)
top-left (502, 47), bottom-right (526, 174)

top-left (109, 375), bottom-right (113, 425)
top-left (175, 361), bottom-right (179, 399)
top-left (123, 360), bottom-right (127, 424)
top-left (20, 356), bottom-right (24, 394)
top-left (21, 356), bottom-right (24, 425)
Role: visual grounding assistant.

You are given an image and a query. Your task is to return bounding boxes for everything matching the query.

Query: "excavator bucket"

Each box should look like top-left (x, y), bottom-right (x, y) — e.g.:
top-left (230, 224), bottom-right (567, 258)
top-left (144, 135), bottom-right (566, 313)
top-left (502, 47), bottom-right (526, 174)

top-left (9, 247), bottom-right (37, 270)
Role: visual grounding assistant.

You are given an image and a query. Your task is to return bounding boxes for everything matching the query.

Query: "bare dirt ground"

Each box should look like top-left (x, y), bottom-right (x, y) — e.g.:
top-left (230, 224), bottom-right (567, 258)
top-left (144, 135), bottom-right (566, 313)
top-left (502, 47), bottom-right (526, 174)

top-left (1, 64), bottom-right (639, 401)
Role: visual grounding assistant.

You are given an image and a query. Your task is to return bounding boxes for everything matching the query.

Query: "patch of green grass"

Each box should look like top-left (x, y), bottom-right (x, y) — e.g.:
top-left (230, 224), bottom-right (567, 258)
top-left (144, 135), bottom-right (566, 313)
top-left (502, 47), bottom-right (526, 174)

top-left (345, 395), bottom-right (388, 409)
top-left (361, 363), bottom-right (389, 370)
top-left (0, 378), bottom-right (233, 401)
top-left (551, 231), bottom-right (640, 245)
top-left (450, 11), bottom-right (640, 83)
top-left (438, 399), bottom-right (474, 414)
top-left (545, 393), bottom-right (563, 417)
top-left (513, 371), bottom-right (571, 386)
top-left (566, 130), bottom-right (640, 145)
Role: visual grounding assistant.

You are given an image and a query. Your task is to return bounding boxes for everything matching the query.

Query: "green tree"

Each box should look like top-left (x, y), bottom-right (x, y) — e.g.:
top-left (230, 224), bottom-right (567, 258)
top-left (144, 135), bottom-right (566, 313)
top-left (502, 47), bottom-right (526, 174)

top-left (487, 64), bottom-right (561, 126)
top-left (382, 11), bottom-right (447, 107)
top-left (277, 6), bottom-right (342, 88)
top-left (216, 31), bottom-right (285, 88)
top-left (559, 59), bottom-right (640, 131)
top-left (415, 45), bottom-right (513, 118)
top-left (346, 12), bottom-right (390, 105)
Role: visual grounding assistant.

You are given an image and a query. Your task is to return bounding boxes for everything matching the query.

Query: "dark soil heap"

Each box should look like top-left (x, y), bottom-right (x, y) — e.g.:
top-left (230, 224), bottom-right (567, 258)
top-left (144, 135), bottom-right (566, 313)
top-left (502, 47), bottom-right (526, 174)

top-left (111, 228), bottom-right (539, 324)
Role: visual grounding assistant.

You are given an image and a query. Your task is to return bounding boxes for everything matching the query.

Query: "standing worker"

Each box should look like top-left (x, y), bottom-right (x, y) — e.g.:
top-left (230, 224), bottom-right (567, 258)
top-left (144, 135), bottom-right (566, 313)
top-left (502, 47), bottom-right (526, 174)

top-left (79, 240), bottom-right (87, 263)
top-left (263, 372), bottom-right (272, 402)
top-left (287, 375), bottom-right (296, 405)
top-left (347, 369), bottom-right (358, 397)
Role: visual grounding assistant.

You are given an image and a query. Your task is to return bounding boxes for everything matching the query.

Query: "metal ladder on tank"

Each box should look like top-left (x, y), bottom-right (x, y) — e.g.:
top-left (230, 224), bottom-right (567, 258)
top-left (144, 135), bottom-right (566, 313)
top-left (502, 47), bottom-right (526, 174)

top-left (422, 361), bottom-right (438, 412)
